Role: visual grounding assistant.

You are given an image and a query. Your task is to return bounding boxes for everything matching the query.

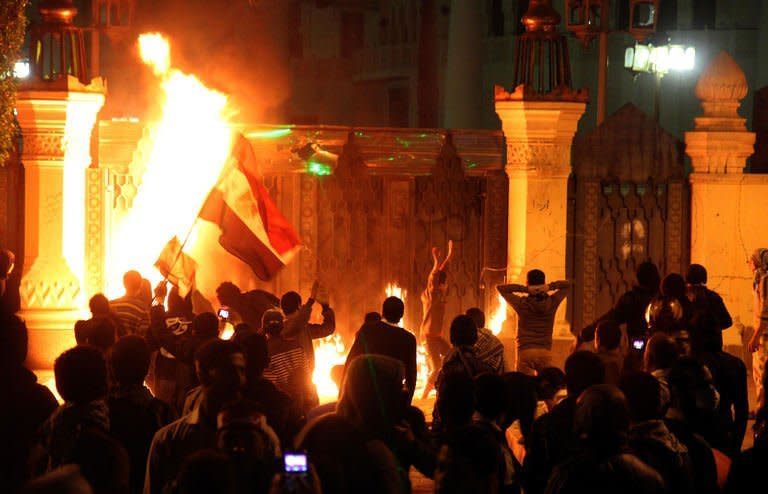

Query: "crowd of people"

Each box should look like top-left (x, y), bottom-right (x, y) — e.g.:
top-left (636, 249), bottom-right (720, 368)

top-left (0, 245), bottom-right (767, 494)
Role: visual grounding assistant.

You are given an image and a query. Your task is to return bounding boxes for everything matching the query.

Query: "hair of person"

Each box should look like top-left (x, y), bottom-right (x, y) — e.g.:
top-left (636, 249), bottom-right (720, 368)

top-left (595, 320), bottom-right (622, 351)
top-left (579, 325), bottom-right (596, 343)
top-left (381, 296), bottom-right (405, 323)
top-left (465, 307), bottom-right (486, 330)
top-left (502, 372), bottom-right (539, 438)
top-left (261, 309), bottom-right (285, 337)
top-left (644, 333), bottom-right (679, 371)
top-left (661, 273), bottom-right (687, 300)
top-left (280, 291), bottom-right (302, 315)
top-left (0, 312), bottom-right (28, 368)
top-left (192, 312), bottom-right (220, 339)
top-left (565, 351), bottom-right (606, 397)
top-left (109, 335), bottom-right (150, 387)
top-left (364, 311), bottom-right (382, 323)
top-left (636, 261), bottom-right (661, 292)
top-left (54, 345), bottom-right (108, 404)
top-left (122, 270), bottom-right (142, 294)
top-left (474, 373), bottom-right (507, 420)
top-left (449, 315), bottom-right (478, 346)
top-left (88, 294), bottom-right (110, 316)
top-left (167, 286), bottom-right (194, 318)
top-left (685, 264), bottom-right (708, 285)
top-left (194, 339), bottom-right (245, 388)
top-left (619, 371), bottom-right (662, 423)
top-left (215, 281), bottom-right (241, 303)
top-left (233, 330), bottom-right (269, 378)
top-left (574, 384), bottom-right (630, 453)
top-left (174, 449), bottom-right (236, 494)
top-left (80, 317), bottom-right (117, 351)
top-left (436, 372), bottom-right (476, 428)
top-left (527, 269), bottom-right (546, 286)
top-left (536, 366), bottom-right (566, 400)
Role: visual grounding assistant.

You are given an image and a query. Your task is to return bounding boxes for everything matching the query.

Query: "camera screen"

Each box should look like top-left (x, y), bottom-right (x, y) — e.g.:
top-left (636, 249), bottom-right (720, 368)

top-left (218, 308), bottom-right (229, 319)
top-left (632, 339), bottom-right (645, 350)
top-left (284, 453), bottom-right (308, 473)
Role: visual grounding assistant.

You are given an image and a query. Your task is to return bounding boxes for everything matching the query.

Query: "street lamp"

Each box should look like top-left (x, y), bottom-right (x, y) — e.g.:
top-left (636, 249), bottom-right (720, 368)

top-left (623, 38), bottom-right (696, 120)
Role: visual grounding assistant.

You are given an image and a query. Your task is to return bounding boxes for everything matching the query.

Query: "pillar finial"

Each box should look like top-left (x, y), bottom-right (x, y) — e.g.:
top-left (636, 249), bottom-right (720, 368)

top-left (694, 51), bottom-right (748, 130)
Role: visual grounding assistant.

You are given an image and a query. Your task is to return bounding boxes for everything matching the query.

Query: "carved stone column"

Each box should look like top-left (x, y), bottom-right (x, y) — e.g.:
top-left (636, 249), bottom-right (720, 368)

top-left (685, 51), bottom-right (756, 347)
top-left (16, 76), bottom-right (105, 368)
top-left (495, 89), bottom-right (586, 337)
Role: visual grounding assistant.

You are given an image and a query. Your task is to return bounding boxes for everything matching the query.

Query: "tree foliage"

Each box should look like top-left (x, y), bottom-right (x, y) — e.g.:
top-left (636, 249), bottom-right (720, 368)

top-left (0, 0), bottom-right (27, 166)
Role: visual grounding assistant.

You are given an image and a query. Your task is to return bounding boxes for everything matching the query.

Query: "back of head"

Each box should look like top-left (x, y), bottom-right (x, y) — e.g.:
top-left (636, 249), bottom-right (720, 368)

top-left (565, 351), bottom-right (606, 397)
top-left (175, 450), bottom-right (235, 494)
top-left (195, 339), bottom-right (244, 388)
top-left (619, 372), bottom-right (662, 423)
top-left (474, 373), bottom-right (507, 420)
top-left (465, 307), bottom-right (485, 330)
top-left (22, 465), bottom-right (94, 494)
top-left (233, 330), bottom-right (269, 378)
top-left (216, 282), bottom-right (241, 306)
top-left (574, 384), bottom-right (630, 454)
top-left (192, 312), bottom-right (220, 339)
top-left (646, 296), bottom-right (684, 333)
top-left (685, 264), bottom-right (708, 285)
top-left (261, 309), bottom-right (285, 337)
top-left (668, 356), bottom-right (718, 417)
top-left (381, 296), bottom-right (405, 324)
top-left (536, 366), bottom-right (566, 401)
top-left (527, 269), bottom-right (546, 286)
top-left (502, 372), bottom-right (539, 436)
top-left (110, 335), bottom-right (150, 388)
top-left (88, 294), bottom-right (110, 316)
top-left (661, 273), bottom-right (687, 301)
top-left (436, 372), bottom-right (476, 429)
top-left (644, 333), bottom-right (678, 371)
top-left (280, 291), bottom-right (302, 315)
top-left (636, 261), bottom-right (661, 292)
top-left (449, 315), bottom-right (478, 347)
top-left (0, 312), bottom-right (28, 368)
top-left (122, 271), bottom-right (142, 296)
top-left (364, 311), bottom-right (382, 323)
top-left (216, 400), bottom-right (277, 465)
top-left (595, 320), bottom-right (622, 351)
top-left (55, 345), bottom-right (108, 404)
top-left (84, 317), bottom-right (117, 352)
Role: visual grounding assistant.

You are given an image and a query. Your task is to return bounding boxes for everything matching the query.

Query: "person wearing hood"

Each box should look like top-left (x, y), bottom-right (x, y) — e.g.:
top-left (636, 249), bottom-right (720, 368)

top-left (620, 372), bottom-right (694, 494)
top-left (498, 269), bottom-right (571, 375)
top-left (748, 248), bottom-right (768, 410)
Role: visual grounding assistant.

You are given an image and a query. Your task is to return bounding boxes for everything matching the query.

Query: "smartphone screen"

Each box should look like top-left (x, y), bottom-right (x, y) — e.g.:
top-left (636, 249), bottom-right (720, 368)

top-left (218, 308), bottom-right (230, 319)
top-left (632, 338), bottom-right (645, 350)
top-left (284, 452), bottom-right (308, 474)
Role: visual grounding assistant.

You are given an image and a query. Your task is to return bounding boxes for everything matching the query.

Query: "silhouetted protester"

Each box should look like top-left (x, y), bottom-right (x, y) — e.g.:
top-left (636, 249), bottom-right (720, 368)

top-left (466, 307), bottom-right (506, 374)
top-left (545, 385), bottom-right (664, 494)
top-left (0, 313), bottom-right (58, 491)
top-left (594, 321), bottom-right (624, 386)
top-left (0, 247), bottom-right (16, 313)
top-left (235, 330), bottom-right (302, 445)
top-left (22, 465), bottom-right (93, 494)
top-left (110, 270), bottom-right (150, 337)
top-left (474, 373), bottom-right (521, 494)
top-left (145, 340), bottom-right (246, 494)
top-left (434, 425), bottom-right (505, 494)
top-left (664, 358), bottom-right (722, 494)
top-left (108, 336), bottom-right (175, 494)
top-left (725, 367), bottom-right (768, 494)
top-left (40, 345), bottom-right (110, 470)
top-left (215, 281), bottom-right (279, 331)
top-left (88, 293), bottom-right (126, 337)
top-left (216, 400), bottom-right (281, 494)
top-left (498, 269), bottom-right (570, 375)
top-left (536, 367), bottom-right (567, 413)
top-left (170, 450), bottom-right (236, 494)
top-left (261, 309), bottom-right (313, 411)
top-left (660, 273), bottom-right (695, 328)
top-left (70, 427), bottom-right (130, 494)
top-left (503, 372), bottom-right (541, 463)
top-left (281, 280), bottom-right (336, 407)
top-left (620, 372), bottom-right (694, 494)
top-left (748, 248), bottom-right (768, 410)
top-left (420, 241), bottom-right (454, 398)
top-left (434, 372), bottom-right (476, 438)
top-left (583, 261), bottom-right (661, 341)
top-left (345, 296), bottom-right (417, 400)
top-left (686, 264), bottom-right (732, 349)
top-left (74, 316), bottom-right (118, 353)
top-left (690, 311), bottom-right (749, 457)
top-left (435, 315), bottom-right (494, 393)
top-left (523, 351), bottom-right (605, 494)
top-left (643, 333), bottom-right (679, 412)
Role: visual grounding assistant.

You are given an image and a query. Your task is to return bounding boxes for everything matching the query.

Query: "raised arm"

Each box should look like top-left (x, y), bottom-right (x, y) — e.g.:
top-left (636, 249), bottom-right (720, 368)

top-left (308, 305), bottom-right (336, 339)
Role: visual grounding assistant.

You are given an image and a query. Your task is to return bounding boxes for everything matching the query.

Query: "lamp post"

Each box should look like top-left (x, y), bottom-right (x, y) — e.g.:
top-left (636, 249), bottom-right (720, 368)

top-left (623, 36), bottom-right (696, 120)
top-left (565, 0), bottom-right (662, 125)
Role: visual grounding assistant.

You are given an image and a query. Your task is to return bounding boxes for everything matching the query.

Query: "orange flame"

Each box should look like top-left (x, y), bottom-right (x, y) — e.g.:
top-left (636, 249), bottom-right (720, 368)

top-left (488, 293), bottom-right (508, 336)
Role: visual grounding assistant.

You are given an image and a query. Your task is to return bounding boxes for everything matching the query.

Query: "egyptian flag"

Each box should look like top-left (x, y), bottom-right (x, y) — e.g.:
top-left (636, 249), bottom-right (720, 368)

top-left (196, 134), bottom-right (301, 280)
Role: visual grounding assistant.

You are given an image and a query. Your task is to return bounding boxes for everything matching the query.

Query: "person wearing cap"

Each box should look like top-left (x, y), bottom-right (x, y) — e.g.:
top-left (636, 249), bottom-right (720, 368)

top-left (261, 309), bottom-right (312, 412)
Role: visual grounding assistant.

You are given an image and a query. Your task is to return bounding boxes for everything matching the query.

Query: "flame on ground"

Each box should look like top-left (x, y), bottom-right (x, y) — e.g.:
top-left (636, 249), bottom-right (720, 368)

top-left (312, 334), bottom-right (347, 403)
top-left (107, 33), bottom-right (233, 296)
top-left (488, 293), bottom-right (508, 336)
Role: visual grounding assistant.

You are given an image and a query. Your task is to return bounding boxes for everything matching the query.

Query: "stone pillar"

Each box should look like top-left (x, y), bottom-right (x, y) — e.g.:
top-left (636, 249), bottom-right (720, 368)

top-left (685, 51), bottom-right (756, 347)
top-left (16, 76), bottom-right (105, 368)
top-left (443, 0), bottom-right (483, 129)
top-left (495, 89), bottom-right (586, 337)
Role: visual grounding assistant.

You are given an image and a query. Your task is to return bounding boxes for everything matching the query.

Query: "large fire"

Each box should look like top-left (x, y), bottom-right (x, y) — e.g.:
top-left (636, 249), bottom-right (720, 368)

top-left (488, 293), bottom-right (508, 336)
top-left (107, 33), bottom-right (234, 296)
